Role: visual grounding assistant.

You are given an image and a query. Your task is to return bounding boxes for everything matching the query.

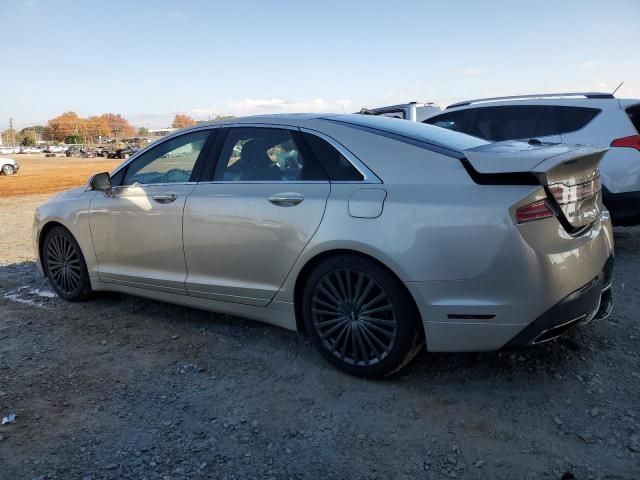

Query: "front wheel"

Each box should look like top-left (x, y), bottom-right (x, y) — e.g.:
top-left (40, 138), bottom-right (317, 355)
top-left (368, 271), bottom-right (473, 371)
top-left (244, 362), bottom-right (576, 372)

top-left (2, 164), bottom-right (15, 175)
top-left (42, 226), bottom-right (92, 301)
top-left (302, 255), bottom-right (424, 378)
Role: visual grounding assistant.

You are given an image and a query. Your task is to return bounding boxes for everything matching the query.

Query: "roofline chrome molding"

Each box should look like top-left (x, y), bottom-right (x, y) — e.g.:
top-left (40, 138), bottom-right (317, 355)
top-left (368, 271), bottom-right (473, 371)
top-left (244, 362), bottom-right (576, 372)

top-left (447, 92), bottom-right (615, 109)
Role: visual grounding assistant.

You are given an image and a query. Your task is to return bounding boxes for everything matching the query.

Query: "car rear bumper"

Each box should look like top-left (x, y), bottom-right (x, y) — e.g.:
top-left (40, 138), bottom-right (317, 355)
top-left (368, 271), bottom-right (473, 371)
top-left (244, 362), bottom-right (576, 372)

top-left (502, 255), bottom-right (613, 347)
top-left (602, 187), bottom-right (640, 226)
top-left (406, 213), bottom-right (614, 352)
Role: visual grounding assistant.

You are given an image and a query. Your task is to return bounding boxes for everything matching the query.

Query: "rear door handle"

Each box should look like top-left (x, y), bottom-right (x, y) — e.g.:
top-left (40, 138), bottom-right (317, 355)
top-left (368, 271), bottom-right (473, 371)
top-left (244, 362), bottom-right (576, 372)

top-left (268, 192), bottom-right (304, 207)
top-left (152, 194), bottom-right (178, 204)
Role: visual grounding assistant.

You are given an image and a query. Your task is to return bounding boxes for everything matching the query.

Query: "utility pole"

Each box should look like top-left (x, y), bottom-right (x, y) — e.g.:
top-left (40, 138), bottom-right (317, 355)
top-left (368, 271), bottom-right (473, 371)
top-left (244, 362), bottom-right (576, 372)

top-left (9, 117), bottom-right (15, 147)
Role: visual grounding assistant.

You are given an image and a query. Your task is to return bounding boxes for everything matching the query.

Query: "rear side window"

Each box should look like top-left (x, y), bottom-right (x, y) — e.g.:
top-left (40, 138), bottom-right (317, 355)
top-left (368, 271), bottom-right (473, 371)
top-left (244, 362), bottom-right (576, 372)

top-left (626, 104), bottom-right (640, 133)
top-left (375, 110), bottom-right (405, 119)
top-left (467, 106), bottom-right (557, 141)
top-left (556, 106), bottom-right (600, 134)
top-left (423, 110), bottom-right (471, 134)
top-left (302, 132), bottom-right (364, 181)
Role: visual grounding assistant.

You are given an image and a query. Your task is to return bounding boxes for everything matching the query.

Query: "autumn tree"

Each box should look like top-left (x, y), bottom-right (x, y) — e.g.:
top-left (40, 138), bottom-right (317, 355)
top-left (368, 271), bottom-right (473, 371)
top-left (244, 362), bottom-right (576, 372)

top-left (44, 112), bottom-right (83, 142)
top-left (100, 113), bottom-right (136, 139)
top-left (138, 126), bottom-right (150, 137)
top-left (1, 128), bottom-right (17, 145)
top-left (172, 114), bottom-right (196, 129)
top-left (86, 115), bottom-right (111, 143)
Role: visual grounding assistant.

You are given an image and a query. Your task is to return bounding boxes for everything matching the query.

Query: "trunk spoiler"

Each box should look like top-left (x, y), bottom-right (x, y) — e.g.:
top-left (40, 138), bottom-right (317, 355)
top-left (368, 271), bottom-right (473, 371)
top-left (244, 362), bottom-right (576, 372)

top-left (463, 140), bottom-right (609, 229)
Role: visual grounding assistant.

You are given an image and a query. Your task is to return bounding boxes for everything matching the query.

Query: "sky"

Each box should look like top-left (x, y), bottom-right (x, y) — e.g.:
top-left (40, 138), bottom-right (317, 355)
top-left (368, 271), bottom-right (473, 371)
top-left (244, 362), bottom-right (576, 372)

top-left (0, 0), bottom-right (639, 130)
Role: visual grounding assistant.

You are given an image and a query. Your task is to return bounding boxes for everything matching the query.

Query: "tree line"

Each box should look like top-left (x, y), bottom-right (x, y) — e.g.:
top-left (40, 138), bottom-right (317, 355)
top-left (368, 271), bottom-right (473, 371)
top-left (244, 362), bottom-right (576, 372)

top-left (1, 113), bottom-right (236, 146)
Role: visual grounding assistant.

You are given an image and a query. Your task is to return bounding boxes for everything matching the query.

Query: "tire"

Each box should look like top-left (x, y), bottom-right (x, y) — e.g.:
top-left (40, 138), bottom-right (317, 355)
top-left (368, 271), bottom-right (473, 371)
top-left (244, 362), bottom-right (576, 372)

top-left (122, 153), bottom-right (129, 159)
top-left (2, 164), bottom-right (15, 175)
top-left (302, 255), bottom-right (424, 378)
top-left (42, 226), bottom-right (92, 301)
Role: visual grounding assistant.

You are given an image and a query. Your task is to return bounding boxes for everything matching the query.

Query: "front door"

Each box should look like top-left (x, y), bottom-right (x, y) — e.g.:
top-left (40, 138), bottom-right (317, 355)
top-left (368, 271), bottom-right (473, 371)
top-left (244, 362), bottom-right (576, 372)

top-left (90, 129), bottom-right (212, 293)
top-left (183, 126), bottom-right (330, 306)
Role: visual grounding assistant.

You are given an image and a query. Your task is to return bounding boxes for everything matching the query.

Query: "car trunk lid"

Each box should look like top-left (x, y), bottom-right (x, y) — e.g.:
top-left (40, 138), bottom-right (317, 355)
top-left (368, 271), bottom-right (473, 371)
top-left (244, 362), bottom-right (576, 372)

top-left (464, 141), bottom-right (608, 229)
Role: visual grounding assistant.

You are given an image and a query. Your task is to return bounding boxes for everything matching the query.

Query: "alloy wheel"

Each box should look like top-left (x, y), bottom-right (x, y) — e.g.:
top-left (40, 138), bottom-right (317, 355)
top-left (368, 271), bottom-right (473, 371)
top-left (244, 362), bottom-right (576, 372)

top-left (46, 234), bottom-right (83, 295)
top-left (311, 269), bottom-right (398, 366)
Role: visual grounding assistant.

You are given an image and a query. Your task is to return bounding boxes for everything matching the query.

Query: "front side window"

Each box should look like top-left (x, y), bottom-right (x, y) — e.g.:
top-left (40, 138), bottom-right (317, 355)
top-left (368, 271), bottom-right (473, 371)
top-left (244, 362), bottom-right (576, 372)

top-left (122, 130), bottom-right (210, 185)
top-left (214, 128), bottom-right (325, 181)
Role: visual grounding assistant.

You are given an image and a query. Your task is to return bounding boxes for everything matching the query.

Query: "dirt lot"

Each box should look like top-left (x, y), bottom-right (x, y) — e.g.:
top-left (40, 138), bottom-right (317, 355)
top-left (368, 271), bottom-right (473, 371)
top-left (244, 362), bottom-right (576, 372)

top-left (0, 154), bottom-right (120, 197)
top-left (0, 169), bottom-right (638, 479)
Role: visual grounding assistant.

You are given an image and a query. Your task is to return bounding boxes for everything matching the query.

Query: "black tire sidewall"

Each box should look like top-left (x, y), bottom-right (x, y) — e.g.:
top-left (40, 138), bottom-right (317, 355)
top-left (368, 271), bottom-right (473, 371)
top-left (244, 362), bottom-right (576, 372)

top-left (42, 226), bottom-right (91, 301)
top-left (302, 255), bottom-right (422, 378)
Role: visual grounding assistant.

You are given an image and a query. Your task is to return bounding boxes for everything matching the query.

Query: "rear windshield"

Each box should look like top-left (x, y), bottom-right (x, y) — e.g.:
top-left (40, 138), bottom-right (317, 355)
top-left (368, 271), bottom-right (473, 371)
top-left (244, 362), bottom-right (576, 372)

top-left (323, 114), bottom-right (488, 155)
top-left (626, 104), bottom-right (640, 133)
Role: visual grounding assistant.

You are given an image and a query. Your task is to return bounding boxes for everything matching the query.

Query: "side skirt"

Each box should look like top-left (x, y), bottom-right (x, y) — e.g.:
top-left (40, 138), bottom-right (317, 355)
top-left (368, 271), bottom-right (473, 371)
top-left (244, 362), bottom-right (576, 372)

top-left (90, 277), bottom-right (297, 331)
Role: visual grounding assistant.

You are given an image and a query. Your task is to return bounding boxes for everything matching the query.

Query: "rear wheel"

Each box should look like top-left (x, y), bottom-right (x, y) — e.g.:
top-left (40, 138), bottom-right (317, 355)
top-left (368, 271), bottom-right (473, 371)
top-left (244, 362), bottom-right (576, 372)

top-left (302, 255), bottom-right (424, 378)
top-left (2, 164), bottom-right (15, 175)
top-left (42, 226), bottom-right (92, 301)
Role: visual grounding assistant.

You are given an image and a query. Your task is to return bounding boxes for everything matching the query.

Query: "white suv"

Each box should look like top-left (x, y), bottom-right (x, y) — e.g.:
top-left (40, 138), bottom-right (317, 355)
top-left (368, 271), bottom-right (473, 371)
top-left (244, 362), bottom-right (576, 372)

top-left (423, 93), bottom-right (640, 225)
top-left (359, 102), bottom-right (441, 122)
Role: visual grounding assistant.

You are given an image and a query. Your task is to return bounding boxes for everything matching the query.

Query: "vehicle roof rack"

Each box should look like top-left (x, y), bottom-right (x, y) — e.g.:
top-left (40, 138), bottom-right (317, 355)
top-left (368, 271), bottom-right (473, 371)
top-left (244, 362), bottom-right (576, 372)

top-left (446, 92), bottom-right (615, 109)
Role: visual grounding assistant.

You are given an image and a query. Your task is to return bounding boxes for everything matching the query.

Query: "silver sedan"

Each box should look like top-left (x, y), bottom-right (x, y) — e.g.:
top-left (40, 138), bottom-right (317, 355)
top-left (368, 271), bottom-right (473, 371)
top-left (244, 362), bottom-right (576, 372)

top-left (33, 114), bottom-right (614, 377)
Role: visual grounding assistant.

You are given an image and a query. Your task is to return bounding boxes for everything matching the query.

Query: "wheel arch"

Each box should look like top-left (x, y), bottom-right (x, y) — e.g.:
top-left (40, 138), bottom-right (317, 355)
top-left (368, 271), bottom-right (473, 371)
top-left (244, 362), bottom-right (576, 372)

top-left (292, 248), bottom-right (423, 334)
top-left (38, 221), bottom-right (80, 275)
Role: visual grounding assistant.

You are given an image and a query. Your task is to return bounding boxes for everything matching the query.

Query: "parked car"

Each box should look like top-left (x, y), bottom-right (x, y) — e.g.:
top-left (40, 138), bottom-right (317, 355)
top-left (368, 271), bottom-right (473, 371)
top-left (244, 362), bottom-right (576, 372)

top-left (107, 146), bottom-right (138, 159)
top-left (94, 146), bottom-right (110, 157)
top-left (18, 146), bottom-right (42, 154)
top-left (423, 92), bottom-right (640, 225)
top-left (359, 101), bottom-right (441, 121)
top-left (0, 157), bottom-right (19, 175)
top-left (43, 145), bottom-right (66, 154)
top-left (65, 146), bottom-right (81, 157)
top-left (33, 114), bottom-right (613, 377)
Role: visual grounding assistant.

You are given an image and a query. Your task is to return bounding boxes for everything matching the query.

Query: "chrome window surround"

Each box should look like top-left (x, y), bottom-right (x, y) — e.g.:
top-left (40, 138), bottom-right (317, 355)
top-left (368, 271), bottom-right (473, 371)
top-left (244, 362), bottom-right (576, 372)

top-left (106, 122), bottom-right (381, 187)
top-left (108, 124), bottom-right (220, 181)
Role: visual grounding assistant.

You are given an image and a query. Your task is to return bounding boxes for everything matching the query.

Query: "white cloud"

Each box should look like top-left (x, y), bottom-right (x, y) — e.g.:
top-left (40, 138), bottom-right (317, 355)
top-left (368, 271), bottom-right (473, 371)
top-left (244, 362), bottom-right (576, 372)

top-left (459, 68), bottom-right (482, 76)
top-left (223, 98), bottom-right (353, 116)
top-left (579, 60), bottom-right (598, 69)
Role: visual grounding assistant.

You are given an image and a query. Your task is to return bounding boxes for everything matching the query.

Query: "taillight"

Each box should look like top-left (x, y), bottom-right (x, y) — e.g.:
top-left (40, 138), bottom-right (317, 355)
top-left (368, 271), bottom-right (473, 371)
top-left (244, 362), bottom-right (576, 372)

top-left (516, 200), bottom-right (555, 223)
top-left (611, 134), bottom-right (640, 151)
top-left (548, 175), bottom-right (601, 205)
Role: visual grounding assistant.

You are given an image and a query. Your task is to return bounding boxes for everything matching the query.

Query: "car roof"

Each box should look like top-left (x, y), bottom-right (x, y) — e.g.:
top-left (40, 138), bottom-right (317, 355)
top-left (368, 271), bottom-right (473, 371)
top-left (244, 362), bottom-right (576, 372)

top-left (442, 95), bottom-right (640, 112)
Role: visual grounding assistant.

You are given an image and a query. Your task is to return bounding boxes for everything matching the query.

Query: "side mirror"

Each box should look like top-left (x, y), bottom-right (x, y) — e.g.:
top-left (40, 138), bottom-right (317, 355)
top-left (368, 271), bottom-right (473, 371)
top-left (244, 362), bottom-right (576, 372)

top-left (89, 172), bottom-right (112, 192)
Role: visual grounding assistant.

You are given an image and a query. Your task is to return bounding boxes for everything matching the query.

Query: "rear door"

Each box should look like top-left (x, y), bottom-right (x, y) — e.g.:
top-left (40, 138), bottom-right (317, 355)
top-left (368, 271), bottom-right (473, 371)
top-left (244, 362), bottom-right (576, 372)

top-left (183, 126), bottom-right (330, 306)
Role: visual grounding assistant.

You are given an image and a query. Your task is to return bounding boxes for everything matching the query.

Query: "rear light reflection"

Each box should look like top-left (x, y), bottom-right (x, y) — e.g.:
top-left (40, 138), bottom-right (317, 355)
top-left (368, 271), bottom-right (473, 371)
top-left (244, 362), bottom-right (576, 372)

top-left (611, 134), bottom-right (640, 151)
top-left (548, 176), bottom-right (601, 205)
top-left (516, 200), bottom-right (555, 223)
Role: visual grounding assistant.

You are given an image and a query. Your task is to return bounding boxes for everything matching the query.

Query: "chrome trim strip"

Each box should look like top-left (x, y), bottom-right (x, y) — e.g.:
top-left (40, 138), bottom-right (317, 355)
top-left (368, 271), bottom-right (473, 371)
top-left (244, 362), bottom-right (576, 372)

top-left (532, 314), bottom-right (586, 344)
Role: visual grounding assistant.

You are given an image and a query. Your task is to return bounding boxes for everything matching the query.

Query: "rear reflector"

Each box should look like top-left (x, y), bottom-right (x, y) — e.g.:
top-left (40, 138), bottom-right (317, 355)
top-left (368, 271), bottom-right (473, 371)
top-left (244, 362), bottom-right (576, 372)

top-left (516, 200), bottom-right (555, 223)
top-left (548, 175), bottom-right (601, 205)
top-left (611, 134), bottom-right (640, 151)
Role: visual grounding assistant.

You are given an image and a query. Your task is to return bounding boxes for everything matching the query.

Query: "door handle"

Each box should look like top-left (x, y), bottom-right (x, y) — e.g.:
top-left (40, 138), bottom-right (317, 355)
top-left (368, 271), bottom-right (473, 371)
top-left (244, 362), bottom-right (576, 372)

top-left (152, 194), bottom-right (178, 204)
top-left (268, 192), bottom-right (304, 207)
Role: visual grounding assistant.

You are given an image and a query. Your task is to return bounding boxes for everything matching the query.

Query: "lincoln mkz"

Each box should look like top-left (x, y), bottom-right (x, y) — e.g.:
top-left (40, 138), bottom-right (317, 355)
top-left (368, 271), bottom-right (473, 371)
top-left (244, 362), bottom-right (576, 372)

top-left (33, 114), bottom-right (614, 377)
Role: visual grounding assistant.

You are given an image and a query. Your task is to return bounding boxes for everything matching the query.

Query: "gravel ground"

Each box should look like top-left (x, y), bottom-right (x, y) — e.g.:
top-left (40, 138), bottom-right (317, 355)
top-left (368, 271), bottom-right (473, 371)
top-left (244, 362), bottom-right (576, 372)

top-left (0, 194), bottom-right (638, 480)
